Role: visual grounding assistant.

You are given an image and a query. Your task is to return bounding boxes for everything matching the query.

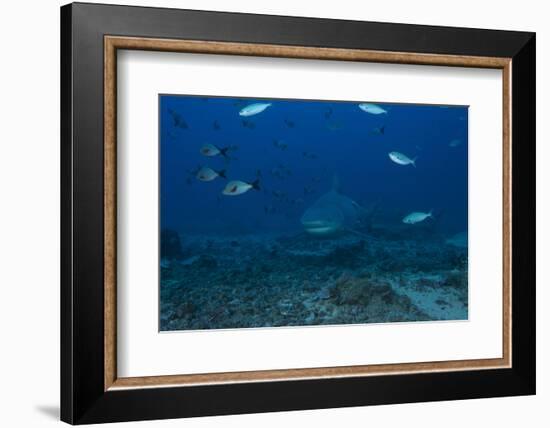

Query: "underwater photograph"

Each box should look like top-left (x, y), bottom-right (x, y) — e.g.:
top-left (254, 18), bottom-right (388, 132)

top-left (159, 95), bottom-right (468, 331)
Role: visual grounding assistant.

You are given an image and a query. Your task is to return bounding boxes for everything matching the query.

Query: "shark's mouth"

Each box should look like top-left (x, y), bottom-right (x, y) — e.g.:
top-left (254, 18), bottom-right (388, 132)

top-left (301, 203), bottom-right (346, 237)
top-left (301, 221), bottom-right (341, 236)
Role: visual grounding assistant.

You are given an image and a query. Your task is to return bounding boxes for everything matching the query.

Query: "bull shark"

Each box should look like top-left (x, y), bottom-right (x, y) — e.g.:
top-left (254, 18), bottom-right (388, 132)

top-left (300, 176), bottom-right (370, 237)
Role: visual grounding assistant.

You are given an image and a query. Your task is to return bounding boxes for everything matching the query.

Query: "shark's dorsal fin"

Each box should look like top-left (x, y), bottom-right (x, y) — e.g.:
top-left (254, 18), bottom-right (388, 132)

top-left (332, 174), bottom-right (340, 193)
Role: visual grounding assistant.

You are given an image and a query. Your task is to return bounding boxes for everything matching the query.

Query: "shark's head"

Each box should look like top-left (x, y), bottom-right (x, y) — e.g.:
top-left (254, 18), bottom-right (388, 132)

top-left (300, 205), bottom-right (344, 236)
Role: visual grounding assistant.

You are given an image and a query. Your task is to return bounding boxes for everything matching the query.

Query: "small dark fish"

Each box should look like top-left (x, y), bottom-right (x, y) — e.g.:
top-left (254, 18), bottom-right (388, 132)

top-left (272, 139), bottom-right (288, 150)
top-left (270, 168), bottom-right (284, 180)
top-left (288, 198), bottom-right (304, 206)
top-left (272, 190), bottom-right (288, 200)
top-left (185, 177), bottom-right (193, 186)
top-left (270, 164), bottom-right (292, 180)
top-left (303, 186), bottom-right (316, 196)
top-left (213, 120), bottom-right (221, 131)
top-left (242, 119), bottom-right (256, 129)
top-left (324, 107), bottom-right (333, 119)
top-left (284, 118), bottom-right (295, 128)
top-left (264, 205), bottom-right (277, 215)
top-left (372, 125), bottom-right (385, 135)
top-left (168, 108), bottom-right (188, 129)
top-left (326, 121), bottom-right (342, 131)
top-left (302, 151), bottom-right (318, 160)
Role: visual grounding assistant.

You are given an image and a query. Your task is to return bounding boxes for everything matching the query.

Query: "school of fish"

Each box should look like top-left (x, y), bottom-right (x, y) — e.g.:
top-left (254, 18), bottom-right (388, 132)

top-left (171, 100), bottom-right (465, 230)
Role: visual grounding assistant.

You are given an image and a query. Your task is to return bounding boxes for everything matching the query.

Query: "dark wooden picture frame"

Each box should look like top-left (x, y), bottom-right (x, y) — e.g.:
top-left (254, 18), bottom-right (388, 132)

top-left (61, 2), bottom-right (535, 424)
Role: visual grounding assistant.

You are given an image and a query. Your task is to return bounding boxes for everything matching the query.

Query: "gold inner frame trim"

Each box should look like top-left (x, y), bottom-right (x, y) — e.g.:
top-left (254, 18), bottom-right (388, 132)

top-left (104, 35), bottom-right (512, 391)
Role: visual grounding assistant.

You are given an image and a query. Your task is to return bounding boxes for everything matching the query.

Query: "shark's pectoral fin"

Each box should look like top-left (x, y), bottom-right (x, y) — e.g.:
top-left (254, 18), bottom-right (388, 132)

top-left (344, 228), bottom-right (370, 239)
top-left (351, 200), bottom-right (361, 210)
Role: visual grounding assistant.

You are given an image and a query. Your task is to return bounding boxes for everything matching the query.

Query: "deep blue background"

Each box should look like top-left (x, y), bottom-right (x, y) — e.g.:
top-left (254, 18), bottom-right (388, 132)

top-left (160, 95), bottom-right (468, 237)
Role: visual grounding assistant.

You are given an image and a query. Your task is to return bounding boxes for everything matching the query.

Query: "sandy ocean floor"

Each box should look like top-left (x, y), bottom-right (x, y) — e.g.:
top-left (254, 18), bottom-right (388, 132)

top-left (159, 230), bottom-right (468, 331)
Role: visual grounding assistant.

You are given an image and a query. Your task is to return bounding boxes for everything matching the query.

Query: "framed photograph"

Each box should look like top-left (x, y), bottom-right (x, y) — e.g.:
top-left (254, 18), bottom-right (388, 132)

top-left (61, 2), bottom-right (535, 424)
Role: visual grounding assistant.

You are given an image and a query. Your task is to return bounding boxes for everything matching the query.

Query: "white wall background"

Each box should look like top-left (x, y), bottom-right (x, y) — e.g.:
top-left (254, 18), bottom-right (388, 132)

top-left (0, 0), bottom-right (546, 426)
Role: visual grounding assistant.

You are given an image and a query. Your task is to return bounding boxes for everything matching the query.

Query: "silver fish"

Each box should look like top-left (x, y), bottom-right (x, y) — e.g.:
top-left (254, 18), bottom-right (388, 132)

top-left (358, 103), bottom-right (388, 115)
top-left (196, 167), bottom-right (226, 182)
top-left (449, 139), bottom-right (461, 148)
top-left (239, 102), bottom-right (272, 117)
top-left (222, 179), bottom-right (260, 196)
top-left (389, 151), bottom-right (417, 167)
top-left (200, 143), bottom-right (230, 158)
top-left (402, 211), bottom-right (433, 224)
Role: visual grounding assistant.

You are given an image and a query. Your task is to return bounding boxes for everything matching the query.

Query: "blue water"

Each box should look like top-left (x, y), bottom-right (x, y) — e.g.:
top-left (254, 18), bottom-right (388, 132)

top-left (159, 95), bottom-right (468, 331)
top-left (161, 96), bottom-right (467, 235)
